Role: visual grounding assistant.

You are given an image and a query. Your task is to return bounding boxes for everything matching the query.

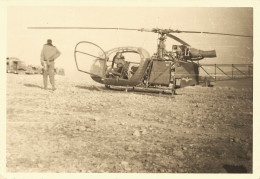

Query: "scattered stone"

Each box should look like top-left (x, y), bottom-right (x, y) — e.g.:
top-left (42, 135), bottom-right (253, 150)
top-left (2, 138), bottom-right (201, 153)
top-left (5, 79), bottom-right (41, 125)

top-left (246, 151), bottom-right (252, 160)
top-left (78, 126), bottom-right (86, 131)
top-left (167, 168), bottom-right (173, 173)
top-left (234, 137), bottom-right (240, 143)
top-left (37, 163), bottom-right (44, 168)
top-left (227, 95), bottom-right (235, 99)
top-left (159, 168), bottom-right (166, 172)
top-left (173, 151), bottom-right (184, 158)
top-left (178, 168), bottom-right (185, 173)
top-left (121, 161), bottom-right (131, 171)
top-left (182, 147), bottom-right (187, 151)
top-left (125, 145), bottom-right (133, 151)
top-left (133, 130), bottom-right (141, 137)
top-left (177, 162), bottom-right (184, 168)
top-left (94, 116), bottom-right (101, 121)
top-left (86, 128), bottom-right (93, 132)
top-left (128, 112), bottom-right (135, 117)
top-left (141, 128), bottom-right (147, 135)
top-left (100, 163), bottom-right (108, 168)
top-left (119, 122), bottom-right (127, 125)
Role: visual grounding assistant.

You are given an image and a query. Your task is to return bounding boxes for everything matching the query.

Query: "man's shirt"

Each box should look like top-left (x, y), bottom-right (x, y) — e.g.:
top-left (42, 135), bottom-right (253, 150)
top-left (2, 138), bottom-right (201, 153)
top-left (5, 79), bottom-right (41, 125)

top-left (41, 44), bottom-right (61, 62)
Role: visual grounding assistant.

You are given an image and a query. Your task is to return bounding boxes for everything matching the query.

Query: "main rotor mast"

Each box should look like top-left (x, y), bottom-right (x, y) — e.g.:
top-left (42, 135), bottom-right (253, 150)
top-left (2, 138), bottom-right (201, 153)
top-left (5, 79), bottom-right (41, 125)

top-left (157, 33), bottom-right (167, 59)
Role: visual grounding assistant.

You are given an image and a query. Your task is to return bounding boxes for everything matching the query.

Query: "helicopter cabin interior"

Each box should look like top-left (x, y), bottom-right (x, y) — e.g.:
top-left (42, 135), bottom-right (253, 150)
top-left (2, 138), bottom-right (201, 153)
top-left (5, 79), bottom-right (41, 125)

top-left (104, 48), bottom-right (199, 88)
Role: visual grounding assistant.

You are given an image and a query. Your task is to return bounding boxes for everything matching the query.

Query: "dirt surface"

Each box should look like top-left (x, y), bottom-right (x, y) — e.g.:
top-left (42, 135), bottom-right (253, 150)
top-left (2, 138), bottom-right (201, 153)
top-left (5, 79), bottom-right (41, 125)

top-left (6, 74), bottom-right (253, 173)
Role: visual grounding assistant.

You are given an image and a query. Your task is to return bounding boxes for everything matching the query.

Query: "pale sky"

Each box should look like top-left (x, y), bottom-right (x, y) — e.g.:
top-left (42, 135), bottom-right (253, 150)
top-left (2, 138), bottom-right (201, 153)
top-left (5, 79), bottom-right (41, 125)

top-left (6, 6), bottom-right (253, 75)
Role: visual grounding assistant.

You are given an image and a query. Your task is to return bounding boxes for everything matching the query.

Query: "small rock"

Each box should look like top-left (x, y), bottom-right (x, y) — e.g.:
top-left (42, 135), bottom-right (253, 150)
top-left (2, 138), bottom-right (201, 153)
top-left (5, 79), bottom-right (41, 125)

top-left (121, 161), bottom-right (131, 171)
top-left (234, 137), bottom-right (240, 143)
top-left (125, 145), bottom-right (133, 151)
top-left (182, 147), bottom-right (187, 151)
top-left (141, 128), bottom-right (147, 135)
top-left (78, 126), bottom-right (86, 131)
top-left (37, 163), bottom-right (44, 168)
top-left (94, 116), bottom-right (101, 121)
top-left (128, 112), bottom-right (135, 117)
top-left (133, 130), bottom-right (141, 137)
top-left (177, 162), bottom-right (184, 168)
top-left (159, 168), bottom-right (166, 172)
top-left (120, 122), bottom-right (127, 125)
top-left (178, 168), bottom-right (185, 173)
top-left (100, 163), bottom-right (108, 168)
top-left (246, 151), bottom-right (252, 159)
top-left (167, 169), bottom-right (173, 173)
top-left (173, 151), bottom-right (184, 158)
top-left (86, 128), bottom-right (93, 132)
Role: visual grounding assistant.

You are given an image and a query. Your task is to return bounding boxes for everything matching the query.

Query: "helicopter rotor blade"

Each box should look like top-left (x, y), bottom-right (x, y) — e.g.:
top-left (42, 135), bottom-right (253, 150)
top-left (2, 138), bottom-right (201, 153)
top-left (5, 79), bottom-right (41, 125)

top-left (27, 27), bottom-right (154, 32)
top-left (27, 27), bottom-right (252, 37)
top-left (169, 30), bottom-right (252, 37)
top-left (166, 34), bottom-right (191, 47)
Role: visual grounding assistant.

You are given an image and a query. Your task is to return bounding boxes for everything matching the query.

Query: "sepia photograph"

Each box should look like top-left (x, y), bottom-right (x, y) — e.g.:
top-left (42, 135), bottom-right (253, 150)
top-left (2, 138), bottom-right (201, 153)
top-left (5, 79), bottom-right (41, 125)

top-left (1, 1), bottom-right (259, 178)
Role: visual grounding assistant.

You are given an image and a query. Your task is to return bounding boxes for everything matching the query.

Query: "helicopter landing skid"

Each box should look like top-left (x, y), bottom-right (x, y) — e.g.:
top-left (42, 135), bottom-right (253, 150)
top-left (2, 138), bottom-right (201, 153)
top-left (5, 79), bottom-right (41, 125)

top-left (104, 85), bottom-right (177, 95)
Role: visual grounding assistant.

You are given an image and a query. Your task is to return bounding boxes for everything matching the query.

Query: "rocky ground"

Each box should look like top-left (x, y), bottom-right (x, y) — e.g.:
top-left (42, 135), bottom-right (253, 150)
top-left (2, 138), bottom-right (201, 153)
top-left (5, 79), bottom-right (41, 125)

top-left (6, 73), bottom-right (253, 173)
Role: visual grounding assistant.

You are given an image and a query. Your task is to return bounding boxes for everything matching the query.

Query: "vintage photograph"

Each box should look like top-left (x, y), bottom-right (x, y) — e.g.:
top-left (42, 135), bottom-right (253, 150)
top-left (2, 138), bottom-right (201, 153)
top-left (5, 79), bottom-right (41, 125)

top-left (2, 4), bottom-right (255, 176)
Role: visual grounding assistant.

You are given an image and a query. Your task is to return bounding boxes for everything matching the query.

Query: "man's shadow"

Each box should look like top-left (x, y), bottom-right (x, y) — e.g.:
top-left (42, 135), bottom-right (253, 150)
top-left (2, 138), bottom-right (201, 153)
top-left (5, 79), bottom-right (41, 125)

top-left (24, 83), bottom-right (43, 89)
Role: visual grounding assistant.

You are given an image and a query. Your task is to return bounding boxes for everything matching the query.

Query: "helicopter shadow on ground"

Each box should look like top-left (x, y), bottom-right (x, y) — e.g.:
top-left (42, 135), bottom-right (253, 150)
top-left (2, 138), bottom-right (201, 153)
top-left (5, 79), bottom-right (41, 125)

top-left (24, 83), bottom-right (43, 89)
top-left (75, 85), bottom-right (182, 98)
top-left (75, 85), bottom-right (105, 91)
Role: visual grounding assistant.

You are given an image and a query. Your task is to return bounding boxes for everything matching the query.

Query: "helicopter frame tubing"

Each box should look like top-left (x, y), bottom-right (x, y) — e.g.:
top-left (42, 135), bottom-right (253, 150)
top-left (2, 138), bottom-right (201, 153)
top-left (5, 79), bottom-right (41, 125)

top-left (74, 41), bottom-right (107, 77)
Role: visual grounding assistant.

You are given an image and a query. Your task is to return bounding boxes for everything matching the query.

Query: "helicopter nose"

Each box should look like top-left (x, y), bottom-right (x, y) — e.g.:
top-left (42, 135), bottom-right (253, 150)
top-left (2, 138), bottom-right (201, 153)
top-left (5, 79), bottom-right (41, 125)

top-left (91, 76), bottom-right (104, 84)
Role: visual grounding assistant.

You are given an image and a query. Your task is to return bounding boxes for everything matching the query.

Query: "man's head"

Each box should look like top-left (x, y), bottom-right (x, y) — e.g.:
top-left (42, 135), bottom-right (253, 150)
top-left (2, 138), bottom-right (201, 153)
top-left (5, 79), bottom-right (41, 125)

top-left (116, 52), bottom-right (124, 59)
top-left (47, 39), bottom-right (52, 45)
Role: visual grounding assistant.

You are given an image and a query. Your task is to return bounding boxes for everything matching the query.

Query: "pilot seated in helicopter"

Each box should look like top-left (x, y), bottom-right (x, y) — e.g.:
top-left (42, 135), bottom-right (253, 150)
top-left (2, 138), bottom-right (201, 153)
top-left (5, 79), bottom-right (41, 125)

top-left (107, 52), bottom-right (129, 79)
top-left (114, 52), bottom-right (126, 72)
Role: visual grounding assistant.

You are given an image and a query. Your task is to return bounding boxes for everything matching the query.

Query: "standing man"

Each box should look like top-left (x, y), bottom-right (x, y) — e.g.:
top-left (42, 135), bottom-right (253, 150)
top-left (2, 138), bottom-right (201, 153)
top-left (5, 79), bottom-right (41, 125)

top-left (40, 39), bottom-right (61, 90)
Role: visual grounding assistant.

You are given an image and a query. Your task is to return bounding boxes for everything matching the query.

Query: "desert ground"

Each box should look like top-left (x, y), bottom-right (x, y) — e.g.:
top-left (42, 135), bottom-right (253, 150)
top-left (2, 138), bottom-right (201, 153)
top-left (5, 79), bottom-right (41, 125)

top-left (6, 73), bottom-right (253, 173)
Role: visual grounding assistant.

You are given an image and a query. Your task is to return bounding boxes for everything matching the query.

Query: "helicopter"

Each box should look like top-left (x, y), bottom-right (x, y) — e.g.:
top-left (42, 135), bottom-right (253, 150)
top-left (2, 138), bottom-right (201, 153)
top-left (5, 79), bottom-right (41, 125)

top-left (28, 27), bottom-right (252, 94)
